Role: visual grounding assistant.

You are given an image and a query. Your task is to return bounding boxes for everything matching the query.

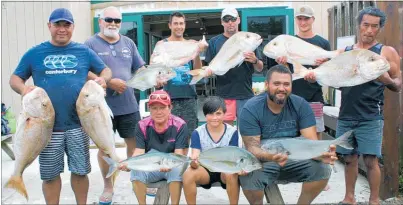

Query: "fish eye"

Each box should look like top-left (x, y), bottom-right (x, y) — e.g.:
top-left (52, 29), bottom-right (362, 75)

top-left (42, 103), bottom-right (47, 107)
top-left (369, 57), bottom-right (375, 61)
top-left (246, 34), bottom-right (250, 38)
top-left (273, 42), bottom-right (277, 46)
top-left (85, 94), bottom-right (89, 97)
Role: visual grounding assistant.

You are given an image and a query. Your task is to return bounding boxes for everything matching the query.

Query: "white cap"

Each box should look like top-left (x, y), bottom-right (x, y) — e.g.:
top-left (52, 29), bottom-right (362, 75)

top-left (221, 8), bottom-right (239, 19)
top-left (295, 5), bottom-right (315, 17)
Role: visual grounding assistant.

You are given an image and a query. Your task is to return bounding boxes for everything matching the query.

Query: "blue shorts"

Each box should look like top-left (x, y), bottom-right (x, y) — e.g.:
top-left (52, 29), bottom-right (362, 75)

top-left (130, 166), bottom-right (182, 184)
top-left (239, 159), bottom-right (331, 191)
top-left (39, 128), bottom-right (91, 181)
top-left (336, 119), bottom-right (384, 157)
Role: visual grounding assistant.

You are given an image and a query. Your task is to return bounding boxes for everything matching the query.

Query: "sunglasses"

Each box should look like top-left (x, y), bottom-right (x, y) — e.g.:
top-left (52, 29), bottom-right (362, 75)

top-left (149, 93), bottom-right (170, 101)
top-left (103, 17), bottom-right (122, 24)
top-left (222, 16), bottom-right (237, 23)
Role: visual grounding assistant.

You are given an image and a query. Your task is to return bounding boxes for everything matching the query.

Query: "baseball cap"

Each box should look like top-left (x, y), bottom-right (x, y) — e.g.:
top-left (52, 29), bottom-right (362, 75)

top-left (148, 90), bottom-right (171, 106)
top-left (295, 5), bottom-right (315, 18)
top-left (221, 8), bottom-right (239, 19)
top-left (49, 8), bottom-right (74, 24)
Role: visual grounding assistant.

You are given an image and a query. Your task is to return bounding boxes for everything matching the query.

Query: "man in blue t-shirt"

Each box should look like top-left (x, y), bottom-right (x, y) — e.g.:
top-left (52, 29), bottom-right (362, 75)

top-left (9, 8), bottom-right (111, 205)
top-left (85, 7), bottom-right (145, 204)
top-left (238, 65), bottom-right (336, 205)
top-left (204, 7), bottom-right (264, 126)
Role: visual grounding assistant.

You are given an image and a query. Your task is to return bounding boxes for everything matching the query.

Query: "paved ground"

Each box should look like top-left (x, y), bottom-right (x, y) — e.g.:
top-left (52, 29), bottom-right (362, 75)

top-left (1, 145), bottom-right (378, 205)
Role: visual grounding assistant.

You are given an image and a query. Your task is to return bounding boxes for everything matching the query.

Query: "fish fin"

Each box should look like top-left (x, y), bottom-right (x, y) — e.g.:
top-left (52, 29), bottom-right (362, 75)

top-left (5, 175), bottom-right (28, 201)
top-left (103, 156), bottom-right (118, 178)
top-left (102, 99), bottom-right (114, 119)
top-left (188, 68), bottom-right (207, 85)
top-left (333, 130), bottom-right (354, 150)
top-left (290, 59), bottom-right (309, 81)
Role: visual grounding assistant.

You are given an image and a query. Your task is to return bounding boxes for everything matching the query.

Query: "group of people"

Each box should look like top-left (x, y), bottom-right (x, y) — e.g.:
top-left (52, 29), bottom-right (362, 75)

top-left (8, 3), bottom-right (401, 205)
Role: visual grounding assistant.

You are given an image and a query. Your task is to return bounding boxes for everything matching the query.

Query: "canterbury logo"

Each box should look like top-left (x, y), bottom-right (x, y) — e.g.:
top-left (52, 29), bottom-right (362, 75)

top-left (43, 55), bottom-right (78, 69)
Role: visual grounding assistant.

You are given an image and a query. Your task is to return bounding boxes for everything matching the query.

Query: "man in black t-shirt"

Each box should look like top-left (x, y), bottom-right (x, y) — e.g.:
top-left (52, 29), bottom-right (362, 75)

top-left (268, 5), bottom-right (330, 141)
top-left (204, 7), bottom-right (264, 126)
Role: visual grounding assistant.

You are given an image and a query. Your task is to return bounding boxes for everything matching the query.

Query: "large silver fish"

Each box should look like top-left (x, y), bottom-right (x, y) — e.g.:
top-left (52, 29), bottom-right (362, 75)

top-left (198, 146), bottom-right (262, 174)
top-left (261, 130), bottom-right (354, 160)
top-left (125, 64), bottom-right (176, 91)
top-left (263, 34), bottom-right (339, 65)
top-left (4, 87), bottom-right (55, 200)
top-left (291, 49), bottom-right (390, 88)
top-left (151, 36), bottom-right (208, 68)
top-left (188, 32), bottom-right (263, 84)
top-left (76, 80), bottom-right (120, 162)
top-left (103, 149), bottom-right (190, 178)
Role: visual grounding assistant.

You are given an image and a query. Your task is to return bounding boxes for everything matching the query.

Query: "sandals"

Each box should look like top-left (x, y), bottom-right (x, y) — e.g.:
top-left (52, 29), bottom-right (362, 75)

top-left (146, 188), bottom-right (158, 197)
top-left (99, 191), bottom-right (114, 205)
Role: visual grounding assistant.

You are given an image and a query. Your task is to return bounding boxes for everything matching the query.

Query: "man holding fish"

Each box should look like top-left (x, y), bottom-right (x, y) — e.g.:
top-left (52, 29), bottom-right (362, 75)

top-left (9, 8), bottom-right (112, 204)
top-left (84, 6), bottom-right (145, 205)
top-left (203, 7), bottom-right (264, 125)
top-left (118, 90), bottom-right (189, 205)
top-left (306, 7), bottom-right (402, 205)
top-left (238, 65), bottom-right (338, 205)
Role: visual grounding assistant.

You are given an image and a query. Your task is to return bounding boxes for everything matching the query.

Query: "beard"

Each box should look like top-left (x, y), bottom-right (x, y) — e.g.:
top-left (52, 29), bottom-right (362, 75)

top-left (103, 27), bottom-right (120, 38)
top-left (268, 91), bottom-right (288, 105)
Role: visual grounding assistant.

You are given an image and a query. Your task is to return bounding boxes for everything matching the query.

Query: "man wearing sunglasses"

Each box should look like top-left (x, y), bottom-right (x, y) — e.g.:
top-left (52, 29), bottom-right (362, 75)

top-left (204, 8), bottom-right (264, 127)
top-left (10, 8), bottom-right (112, 205)
top-left (85, 6), bottom-right (146, 205)
top-left (119, 90), bottom-right (189, 205)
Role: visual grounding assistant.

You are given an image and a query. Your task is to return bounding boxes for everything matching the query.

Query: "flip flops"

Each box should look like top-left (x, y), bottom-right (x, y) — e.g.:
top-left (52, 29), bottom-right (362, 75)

top-left (99, 191), bottom-right (114, 205)
top-left (146, 188), bottom-right (157, 197)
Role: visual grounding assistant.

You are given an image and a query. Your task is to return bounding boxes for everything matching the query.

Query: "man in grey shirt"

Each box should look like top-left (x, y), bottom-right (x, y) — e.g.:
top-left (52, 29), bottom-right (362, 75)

top-left (85, 6), bottom-right (145, 205)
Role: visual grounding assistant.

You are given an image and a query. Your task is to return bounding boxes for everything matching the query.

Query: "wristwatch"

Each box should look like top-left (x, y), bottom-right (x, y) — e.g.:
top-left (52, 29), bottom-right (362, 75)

top-left (253, 59), bottom-right (258, 64)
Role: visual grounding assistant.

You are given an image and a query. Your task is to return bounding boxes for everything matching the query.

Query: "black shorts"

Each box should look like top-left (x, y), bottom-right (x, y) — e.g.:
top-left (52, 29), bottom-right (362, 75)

top-left (112, 112), bottom-right (141, 138)
top-left (199, 168), bottom-right (226, 190)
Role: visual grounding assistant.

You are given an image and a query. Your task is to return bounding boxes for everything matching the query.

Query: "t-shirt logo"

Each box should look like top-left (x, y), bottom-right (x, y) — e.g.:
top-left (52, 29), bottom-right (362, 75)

top-left (44, 55), bottom-right (78, 69)
top-left (43, 54), bottom-right (78, 75)
top-left (122, 47), bottom-right (131, 58)
top-left (171, 63), bottom-right (192, 85)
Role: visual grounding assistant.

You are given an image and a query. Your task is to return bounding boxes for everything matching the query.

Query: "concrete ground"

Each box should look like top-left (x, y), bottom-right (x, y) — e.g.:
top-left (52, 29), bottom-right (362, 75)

top-left (1, 145), bottom-right (375, 205)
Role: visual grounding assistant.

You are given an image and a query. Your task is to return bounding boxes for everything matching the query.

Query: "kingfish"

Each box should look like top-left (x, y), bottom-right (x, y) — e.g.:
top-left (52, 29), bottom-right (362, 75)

top-left (198, 146), bottom-right (262, 174)
top-left (4, 87), bottom-right (55, 200)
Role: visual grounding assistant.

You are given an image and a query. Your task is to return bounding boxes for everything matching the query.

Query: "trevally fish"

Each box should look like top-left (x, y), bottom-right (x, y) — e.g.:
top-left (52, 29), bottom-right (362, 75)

top-left (263, 34), bottom-right (339, 65)
top-left (198, 146), bottom-right (262, 174)
top-left (103, 149), bottom-right (191, 178)
top-left (4, 87), bottom-right (55, 200)
top-left (261, 130), bottom-right (354, 160)
top-left (151, 36), bottom-right (208, 68)
top-left (125, 64), bottom-right (176, 91)
top-left (76, 80), bottom-right (120, 162)
top-left (188, 32), bottom-right (263, 84)
top-left (291, 49), bottom-right (390, 88)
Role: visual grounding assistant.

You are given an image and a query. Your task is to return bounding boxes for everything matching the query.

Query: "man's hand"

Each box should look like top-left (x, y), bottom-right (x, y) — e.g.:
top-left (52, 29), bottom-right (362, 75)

top-left (244, 52), bottom-right (258, 64)
top-left (304, 71), bottom-right (317, 83)
top-left (160, 167), bottom-right (171, 172)
top-left (108, 78), bottom-right (127, 94)
top-left (94, 77), bottom-right (107, 89)
top-left (118, 162), bottom-right (131, 172)
top-left (190, 160), bottom-right (199, 169)
top-left (376, 71), bottom-right (394, 85)
top-left (22, 85), bottom-right (36, 96)
top-left (272, 153), bottom-right (288, 167)
top-left (155, 76), bottom-right (168, 88)
top-left (275, 56), bottom-right (288, 65)
top-left (238, 170), bottom-right (248, 176)
top-left (314, 58), bottom-right (329, 66)
top-left (317, 145), bottom-right (338, 165)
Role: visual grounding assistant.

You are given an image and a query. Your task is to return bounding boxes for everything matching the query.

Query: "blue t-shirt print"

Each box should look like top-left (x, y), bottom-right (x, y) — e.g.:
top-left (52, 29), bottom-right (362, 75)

top-left (43, 54), bottom-right (79, 73)
top-left (170, 62), bottom-right (192, 85)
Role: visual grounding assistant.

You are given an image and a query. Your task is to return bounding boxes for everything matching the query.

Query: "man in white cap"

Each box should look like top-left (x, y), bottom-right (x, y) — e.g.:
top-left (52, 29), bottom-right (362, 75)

top-left (204, 7), bottom-right (264, 126)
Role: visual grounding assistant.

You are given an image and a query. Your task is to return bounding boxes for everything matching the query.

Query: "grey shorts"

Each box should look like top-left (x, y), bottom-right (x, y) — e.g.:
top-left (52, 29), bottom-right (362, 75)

top-left (39, 128), bottom-right (91, 181)
top-left (239, 159), bottom-right (331, 190)
top-left (112, 112), bottom-right (141, 138)
top-left (130, 166), bottom-right (183, 184)
top-left (336, 119), bottom-right (384, 157)
top-left (171, 98), bottom-right (198, 133)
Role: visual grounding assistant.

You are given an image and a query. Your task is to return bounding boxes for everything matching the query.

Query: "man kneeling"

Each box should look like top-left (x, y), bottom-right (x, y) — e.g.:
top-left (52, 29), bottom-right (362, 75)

top-left (183, 96), bottom-right (242, 204)
top-left (238, 65), bottom-right (337, 205)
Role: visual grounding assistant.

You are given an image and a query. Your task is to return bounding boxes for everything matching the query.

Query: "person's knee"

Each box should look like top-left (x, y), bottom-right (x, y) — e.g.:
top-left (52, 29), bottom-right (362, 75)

top-left (43, 175), bottom-right (61, 184)
top-left (242, 189), bottom-right (264, 204)
top-left (224, 173), bottom-right (238, 182)
top-left (182, 169), bottom-right (196, 184)
top-left (363, 155), bottom-right (379, 169)
top-left (344, 154), bottom-right (359, 165)
top-left (71, 173), bottom-right (88, 179)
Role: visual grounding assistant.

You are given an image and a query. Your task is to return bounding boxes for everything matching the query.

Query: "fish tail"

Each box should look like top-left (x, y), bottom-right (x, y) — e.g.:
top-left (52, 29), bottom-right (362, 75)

top-left (188, 68), bottom-right (207, 85)
top-left (5, 175), bottom-right (28, 200)
top-left (333, 130), bottom-right (354, 150)
top-left (290, 60), bottom-right (308, 81)
top-left (103, 156), bottom-right (118, 178)
top-left (179, 160), bottom-right (191, 176)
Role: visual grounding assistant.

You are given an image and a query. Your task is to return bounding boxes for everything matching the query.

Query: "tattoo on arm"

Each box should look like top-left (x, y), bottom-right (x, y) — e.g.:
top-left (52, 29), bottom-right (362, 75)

top-left (243, 136), bottom-right (274, 162)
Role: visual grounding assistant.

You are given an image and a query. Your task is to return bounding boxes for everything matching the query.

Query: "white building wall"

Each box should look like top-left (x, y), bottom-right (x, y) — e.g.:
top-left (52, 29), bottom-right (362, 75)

top-left (1, 1), bottom-right (91, 115)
